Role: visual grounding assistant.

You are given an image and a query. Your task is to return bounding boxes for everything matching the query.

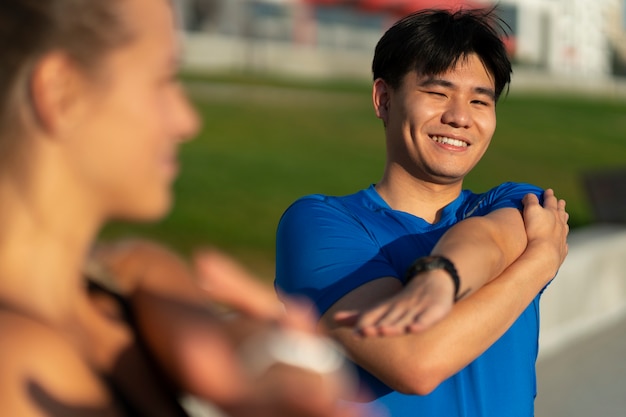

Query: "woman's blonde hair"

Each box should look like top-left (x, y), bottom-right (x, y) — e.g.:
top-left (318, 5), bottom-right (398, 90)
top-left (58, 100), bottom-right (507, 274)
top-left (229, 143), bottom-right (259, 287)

top-left (0, 0), bottom-right (133, 140)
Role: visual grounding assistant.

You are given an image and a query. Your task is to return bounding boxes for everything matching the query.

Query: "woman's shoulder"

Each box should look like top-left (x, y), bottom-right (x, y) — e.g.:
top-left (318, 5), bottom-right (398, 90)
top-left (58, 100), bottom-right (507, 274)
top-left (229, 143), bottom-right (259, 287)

top-left (0, 311), bottom-right (113, 417)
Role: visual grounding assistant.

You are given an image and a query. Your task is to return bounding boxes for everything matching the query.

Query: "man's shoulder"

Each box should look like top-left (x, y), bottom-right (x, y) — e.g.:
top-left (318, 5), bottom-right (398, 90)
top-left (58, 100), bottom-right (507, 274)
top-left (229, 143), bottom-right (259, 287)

top-left (475, 181), bottom-right (542, 197)
top-left (290, 188), bottom-right (368, 206)
top-left (281, 189), bottom-right (372, 220)
top-left (492, 181), bottom-right (542, 193)
top-left (461, 182), bottom-right (543, 217)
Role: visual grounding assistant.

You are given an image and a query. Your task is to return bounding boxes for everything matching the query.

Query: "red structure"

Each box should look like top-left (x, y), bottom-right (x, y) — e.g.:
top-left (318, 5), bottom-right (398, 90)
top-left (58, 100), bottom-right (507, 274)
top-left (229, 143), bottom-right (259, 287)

top-left (358, 0), bottom-right (484, 15)
top-left (304, 0), bottom-right (485, 16)
top-left (300, 0), bottom-right (515, 57)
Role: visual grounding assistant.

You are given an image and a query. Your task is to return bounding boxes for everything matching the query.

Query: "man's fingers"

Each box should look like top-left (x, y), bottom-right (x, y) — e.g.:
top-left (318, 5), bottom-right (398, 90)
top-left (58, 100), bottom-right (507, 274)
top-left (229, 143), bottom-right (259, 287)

top-left (411, 302), bottom-right (451, 331)
top-left (334, 310), bottom-right (361, 327)
top-left (337, 303), bottom-right (414, 337)
top-left (544, 188), bottom-right (560, 208)
top-left (342, 301), bottom-right (449, 337)
top-left (354, 306), bottom-right (399, 335)
top-left (558, 198), bottom-right (568, 218)
top-left (522, 192), bottom-right (540, 208)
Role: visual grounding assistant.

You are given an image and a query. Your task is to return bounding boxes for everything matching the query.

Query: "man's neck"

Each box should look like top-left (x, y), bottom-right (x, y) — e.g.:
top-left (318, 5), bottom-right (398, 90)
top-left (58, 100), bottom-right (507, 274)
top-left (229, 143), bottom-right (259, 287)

top-left (375, 173), bottom-right (463, 224)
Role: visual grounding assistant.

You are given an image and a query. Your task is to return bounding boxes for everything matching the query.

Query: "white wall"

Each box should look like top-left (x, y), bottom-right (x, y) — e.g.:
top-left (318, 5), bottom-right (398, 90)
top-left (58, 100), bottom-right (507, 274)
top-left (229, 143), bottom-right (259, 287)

top-left (179, 0), bottom-right (624, 81)
top-left (498, 0), bottom-right (616, 78)
top-left (181, 32), bottom-right (373, 79)
top-left (539, 225), bottom-right (626, 359)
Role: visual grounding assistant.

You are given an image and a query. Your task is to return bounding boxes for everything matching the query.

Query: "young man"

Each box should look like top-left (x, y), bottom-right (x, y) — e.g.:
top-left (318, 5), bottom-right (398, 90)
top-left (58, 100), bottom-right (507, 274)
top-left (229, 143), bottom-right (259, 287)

top-left (275, 9), bottom-right (569, 417)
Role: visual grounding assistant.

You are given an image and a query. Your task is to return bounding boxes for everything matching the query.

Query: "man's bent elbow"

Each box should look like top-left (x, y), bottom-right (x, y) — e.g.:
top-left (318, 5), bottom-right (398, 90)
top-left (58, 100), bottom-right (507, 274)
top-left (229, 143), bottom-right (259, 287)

top-left (395, 379), bottom-right (442, 396)
top-left (387, 364), bottom-right (447, 396)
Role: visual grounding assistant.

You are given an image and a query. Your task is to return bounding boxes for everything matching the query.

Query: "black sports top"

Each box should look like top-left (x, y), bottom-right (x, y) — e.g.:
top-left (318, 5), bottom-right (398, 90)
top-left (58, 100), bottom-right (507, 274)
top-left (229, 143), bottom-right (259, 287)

top-left (87, 278), bottom-right (191, 417)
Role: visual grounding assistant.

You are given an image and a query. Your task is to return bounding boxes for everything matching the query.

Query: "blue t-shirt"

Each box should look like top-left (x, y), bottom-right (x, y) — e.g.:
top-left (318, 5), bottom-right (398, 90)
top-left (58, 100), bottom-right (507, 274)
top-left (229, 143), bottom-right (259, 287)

top-left (275, 182), bottom-right (544, 417)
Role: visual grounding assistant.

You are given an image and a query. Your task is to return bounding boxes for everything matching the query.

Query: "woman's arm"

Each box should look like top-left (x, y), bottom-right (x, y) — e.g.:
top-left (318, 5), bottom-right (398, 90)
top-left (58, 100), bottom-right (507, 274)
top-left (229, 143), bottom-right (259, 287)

top-left (89, 240), bottom-right (360, 417)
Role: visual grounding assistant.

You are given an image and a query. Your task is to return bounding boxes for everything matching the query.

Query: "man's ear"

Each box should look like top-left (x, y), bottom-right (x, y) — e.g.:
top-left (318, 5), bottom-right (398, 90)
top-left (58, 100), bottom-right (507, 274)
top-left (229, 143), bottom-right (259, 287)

top-left (29, 52), bottom-right (87, 135)
top-left (372, 78), bottom-right (391, 127)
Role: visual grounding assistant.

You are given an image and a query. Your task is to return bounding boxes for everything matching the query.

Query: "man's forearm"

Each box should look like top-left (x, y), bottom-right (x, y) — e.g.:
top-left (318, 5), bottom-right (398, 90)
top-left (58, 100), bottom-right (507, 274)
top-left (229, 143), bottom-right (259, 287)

top-left (328, 244), bottom-right (556, 395)
top-left (430, 207), bottom-right (527, 299)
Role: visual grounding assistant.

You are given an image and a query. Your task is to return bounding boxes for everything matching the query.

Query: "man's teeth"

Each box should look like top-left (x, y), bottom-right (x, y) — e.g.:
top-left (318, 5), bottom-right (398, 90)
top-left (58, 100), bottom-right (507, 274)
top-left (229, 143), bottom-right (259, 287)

top-left (431, 136), bottom-right (467, 147)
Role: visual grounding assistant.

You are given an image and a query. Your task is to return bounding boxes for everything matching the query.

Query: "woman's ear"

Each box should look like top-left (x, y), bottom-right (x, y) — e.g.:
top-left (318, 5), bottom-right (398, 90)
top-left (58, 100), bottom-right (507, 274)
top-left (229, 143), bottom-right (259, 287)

top-left (29, 52), bottom-right (87, 136)
top-left (372, 78), bottom-right (391, 127)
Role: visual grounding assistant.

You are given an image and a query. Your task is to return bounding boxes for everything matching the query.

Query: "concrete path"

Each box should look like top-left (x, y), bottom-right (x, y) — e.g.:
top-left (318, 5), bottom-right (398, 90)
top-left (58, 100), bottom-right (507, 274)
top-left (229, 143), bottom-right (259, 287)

top-left (535, 315), bottom-right (626, 417)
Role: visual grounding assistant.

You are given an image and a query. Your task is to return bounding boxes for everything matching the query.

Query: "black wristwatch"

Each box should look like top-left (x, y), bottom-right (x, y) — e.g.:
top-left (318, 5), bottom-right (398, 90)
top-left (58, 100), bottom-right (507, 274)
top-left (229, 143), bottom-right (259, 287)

top-left (405, 255), bottom-right (461, 301)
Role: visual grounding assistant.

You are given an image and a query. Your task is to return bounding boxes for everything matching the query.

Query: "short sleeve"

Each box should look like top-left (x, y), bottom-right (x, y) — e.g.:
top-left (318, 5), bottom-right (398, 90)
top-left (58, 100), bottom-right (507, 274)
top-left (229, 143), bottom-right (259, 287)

top-left (464, 182), bottom-right (543, 218)
top-left (275, 196), bottom-right (399, 315)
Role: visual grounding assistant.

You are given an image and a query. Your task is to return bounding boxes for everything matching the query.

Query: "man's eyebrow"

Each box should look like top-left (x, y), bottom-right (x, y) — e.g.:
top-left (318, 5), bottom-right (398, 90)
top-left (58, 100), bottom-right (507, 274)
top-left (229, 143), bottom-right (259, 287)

top-left (418, 77), bottom-right (496, 101)
top-left (418, 77), bottom-right (454, 89)
top-left (474, 86), bottom-right (496, 101)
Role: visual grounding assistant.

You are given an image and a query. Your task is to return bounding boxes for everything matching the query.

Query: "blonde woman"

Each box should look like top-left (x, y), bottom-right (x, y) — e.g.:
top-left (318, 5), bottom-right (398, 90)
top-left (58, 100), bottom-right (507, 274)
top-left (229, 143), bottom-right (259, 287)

top-left (0, 1), bottom-right (359, 416)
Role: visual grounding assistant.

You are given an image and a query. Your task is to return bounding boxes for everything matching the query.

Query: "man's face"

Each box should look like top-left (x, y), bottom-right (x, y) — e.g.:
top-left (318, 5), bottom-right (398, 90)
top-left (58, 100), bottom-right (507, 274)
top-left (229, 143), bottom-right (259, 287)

top-left (376, 53), bottom-right (497, 186)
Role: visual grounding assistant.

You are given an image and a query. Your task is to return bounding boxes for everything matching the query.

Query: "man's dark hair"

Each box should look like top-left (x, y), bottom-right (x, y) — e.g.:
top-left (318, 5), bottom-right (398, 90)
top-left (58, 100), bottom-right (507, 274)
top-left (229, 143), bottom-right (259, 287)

top-left (372, 8), bottom-right (512, 100)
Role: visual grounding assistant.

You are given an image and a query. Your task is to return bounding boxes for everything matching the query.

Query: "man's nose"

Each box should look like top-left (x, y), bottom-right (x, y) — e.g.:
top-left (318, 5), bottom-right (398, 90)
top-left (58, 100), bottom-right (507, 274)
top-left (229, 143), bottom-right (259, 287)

top-left (441, 98), bottom-right (472, 129)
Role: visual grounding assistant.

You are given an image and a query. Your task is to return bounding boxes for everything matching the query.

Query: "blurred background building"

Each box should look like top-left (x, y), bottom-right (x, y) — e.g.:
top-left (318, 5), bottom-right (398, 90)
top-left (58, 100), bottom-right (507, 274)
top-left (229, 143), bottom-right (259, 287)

top-left (175, 0), bottom-right (626, 83)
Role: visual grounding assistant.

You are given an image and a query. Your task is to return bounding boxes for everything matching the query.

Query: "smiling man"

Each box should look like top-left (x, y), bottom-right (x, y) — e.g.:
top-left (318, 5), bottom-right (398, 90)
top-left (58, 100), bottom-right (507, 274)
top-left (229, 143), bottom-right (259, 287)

top-left (275, 8), bottom-right (570, 417)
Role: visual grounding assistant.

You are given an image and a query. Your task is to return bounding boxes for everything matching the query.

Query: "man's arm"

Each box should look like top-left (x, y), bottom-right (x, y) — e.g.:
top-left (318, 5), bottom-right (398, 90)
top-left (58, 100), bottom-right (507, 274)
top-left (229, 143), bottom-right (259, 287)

top-left (344, 205), bottom-right (528, 337)
top-left (432, 205), bottom-right (528, 297)
top-left (324, 190), bottom-right (568, 395)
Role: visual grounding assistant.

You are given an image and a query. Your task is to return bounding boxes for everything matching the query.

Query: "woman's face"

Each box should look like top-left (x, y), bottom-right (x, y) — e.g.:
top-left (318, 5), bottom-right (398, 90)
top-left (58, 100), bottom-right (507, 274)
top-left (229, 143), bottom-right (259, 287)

top-left (69, 0), bottom-right (199, 221)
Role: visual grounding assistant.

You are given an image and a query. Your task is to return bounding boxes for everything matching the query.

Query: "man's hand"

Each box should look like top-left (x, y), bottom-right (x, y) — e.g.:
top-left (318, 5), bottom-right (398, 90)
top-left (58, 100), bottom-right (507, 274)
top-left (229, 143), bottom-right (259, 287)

top-left (334, 270), bottom-right (454, 337)
top-left (521, 189), bottom-right (569, 281)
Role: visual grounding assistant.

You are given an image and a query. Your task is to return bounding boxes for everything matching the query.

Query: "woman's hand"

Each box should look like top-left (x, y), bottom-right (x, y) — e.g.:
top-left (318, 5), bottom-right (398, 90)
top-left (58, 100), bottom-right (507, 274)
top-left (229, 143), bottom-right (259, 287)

top-left (88, 239), bottom-right (364, 417)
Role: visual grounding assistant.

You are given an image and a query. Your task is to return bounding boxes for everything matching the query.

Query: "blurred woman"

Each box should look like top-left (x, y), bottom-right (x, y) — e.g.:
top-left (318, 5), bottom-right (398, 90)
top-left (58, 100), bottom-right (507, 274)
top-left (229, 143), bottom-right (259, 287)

top-left (0, 0), bottom-right (358, 416)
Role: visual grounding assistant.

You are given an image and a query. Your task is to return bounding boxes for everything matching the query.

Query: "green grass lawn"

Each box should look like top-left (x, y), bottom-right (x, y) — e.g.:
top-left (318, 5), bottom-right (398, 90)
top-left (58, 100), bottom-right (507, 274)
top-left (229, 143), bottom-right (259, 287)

top-left (100, 75), bottom-right (626, 280)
